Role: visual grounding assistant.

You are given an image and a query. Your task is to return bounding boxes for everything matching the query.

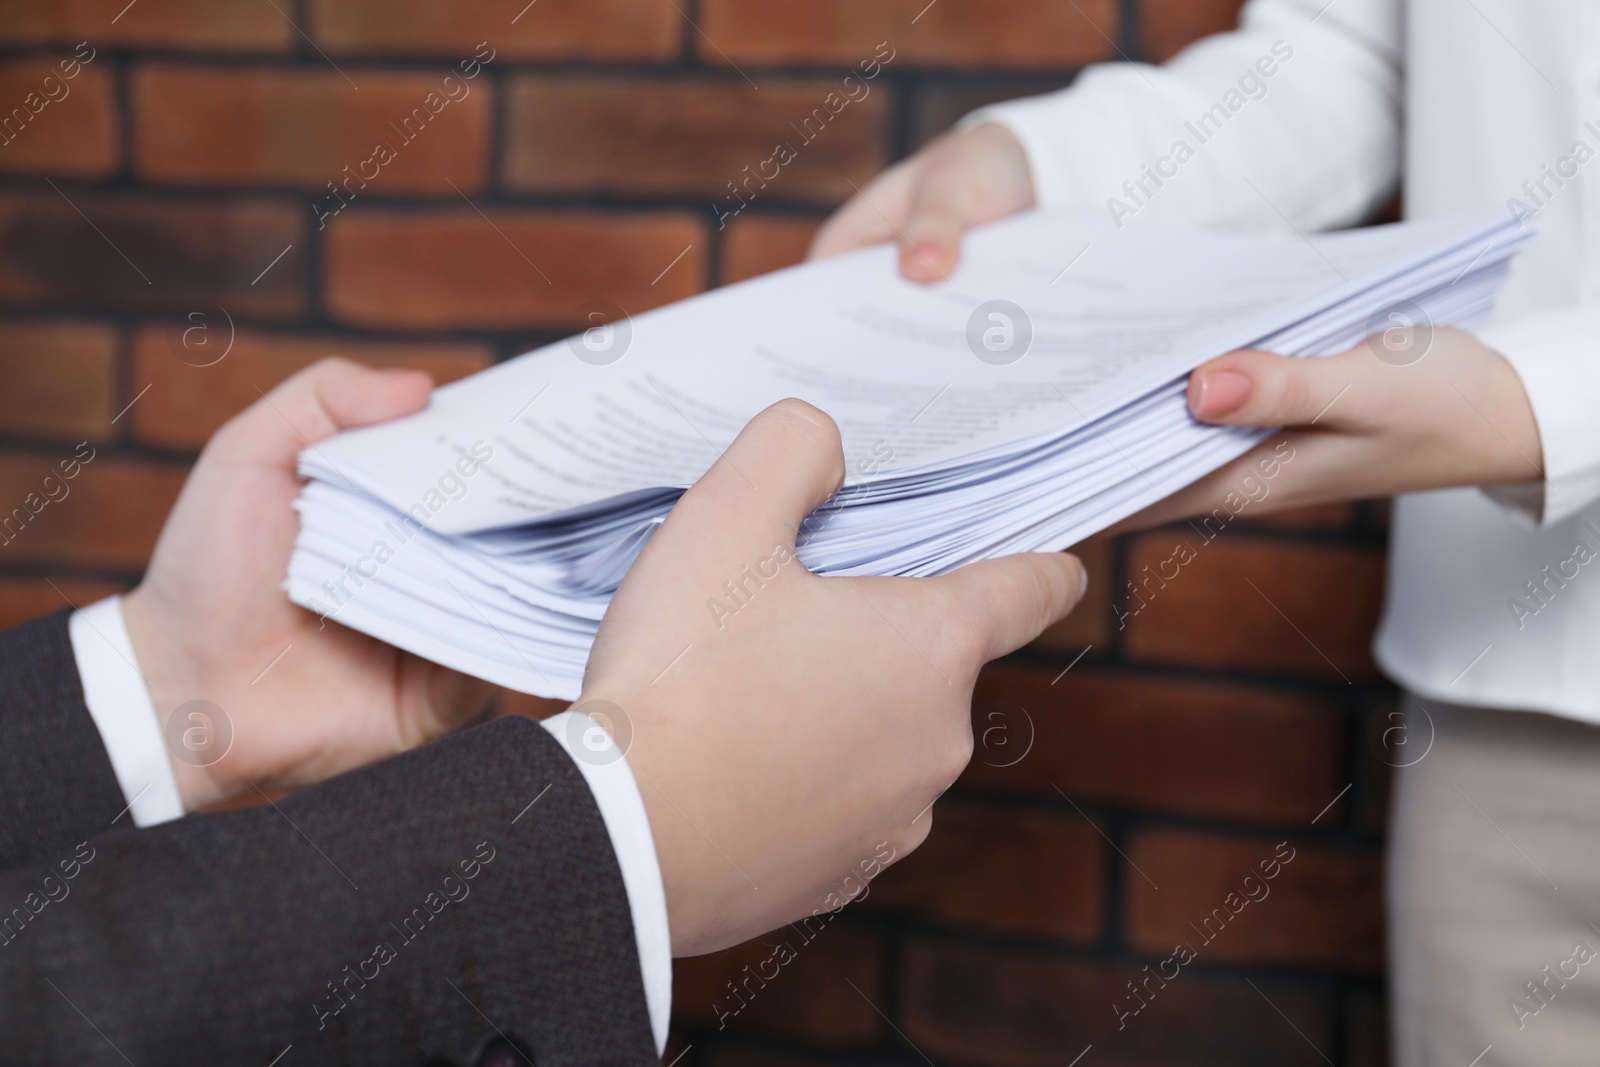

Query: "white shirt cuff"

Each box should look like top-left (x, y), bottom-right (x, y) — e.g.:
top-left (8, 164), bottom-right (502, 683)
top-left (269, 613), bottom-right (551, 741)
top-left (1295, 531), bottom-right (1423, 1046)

top-left (1476, 304), bottom-right (1600, 527)
top-left (67, 596), bottom-right (185, 827)
top-left (539, 709), bottom-right (672, 1054)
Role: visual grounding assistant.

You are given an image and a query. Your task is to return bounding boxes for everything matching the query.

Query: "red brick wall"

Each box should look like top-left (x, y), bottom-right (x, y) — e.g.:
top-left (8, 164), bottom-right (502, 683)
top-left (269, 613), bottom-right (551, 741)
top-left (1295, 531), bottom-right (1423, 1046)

top-left (0, 2), bottom-right (1395, 1064)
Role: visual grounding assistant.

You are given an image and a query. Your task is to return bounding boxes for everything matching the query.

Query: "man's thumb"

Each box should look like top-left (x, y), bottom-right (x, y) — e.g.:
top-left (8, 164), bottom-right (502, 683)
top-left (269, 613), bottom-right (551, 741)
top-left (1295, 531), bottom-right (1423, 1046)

top-left (219, 357), bottom-right (434, 461)
top-left (665, 398), bottom-right (846, 553)
top-left (934, 552), bottom-right (1089, 663)
top-left (316, 360), bottom-right (435, 432)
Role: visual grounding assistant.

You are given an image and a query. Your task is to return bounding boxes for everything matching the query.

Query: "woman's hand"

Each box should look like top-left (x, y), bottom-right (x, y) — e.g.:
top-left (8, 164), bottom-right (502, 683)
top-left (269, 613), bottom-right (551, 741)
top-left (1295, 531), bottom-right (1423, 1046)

top-left (813, 115), bottom-right (1542, 511)
top-left (1125, 327), bottom-right (1544, 530)
top-left (809, 122), bottom-right (1035, 283)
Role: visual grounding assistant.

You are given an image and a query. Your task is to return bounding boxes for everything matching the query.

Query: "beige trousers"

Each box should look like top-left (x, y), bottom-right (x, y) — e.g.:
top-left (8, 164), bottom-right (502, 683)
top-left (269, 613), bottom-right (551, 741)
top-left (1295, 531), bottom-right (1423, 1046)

top-left (1389, 697), bottom-right (1600, 1066)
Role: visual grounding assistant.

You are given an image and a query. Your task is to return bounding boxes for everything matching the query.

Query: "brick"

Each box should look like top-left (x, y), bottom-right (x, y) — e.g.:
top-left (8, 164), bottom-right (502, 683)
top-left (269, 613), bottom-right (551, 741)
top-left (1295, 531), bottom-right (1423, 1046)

top-left (1137, 0), bottom-right (1248, 64)
top-left (913, 80), bottom-right (1074, 148)
top-left (699, 0), bottom-right (1117, 69)
top-left (859, 800), bottom-right (1102, 943)
top-left (673, 923), bottom-right (883, 1045)
top-left (1121, 534), bottom-right (1385, 680)
top-left (0, 59), bottom-right (117, 177)
top-left (962, 663), bottom-right (1345, 824)
top-left (0, 576), bottom-right (127, 631)
top-left (1028, 535), bottom-right (1114, 655)
top-left (0, 322), bottom-right (117, 441)
top-left (722, 215), bottom-right (822, 285)
top-left (325, 210), bottom-right (704, 330)
top-left (505, 77), bottom-right (887, 202)
top-left (128, 327), bottom-right (492, 451)
top-left (901, 939), bottom-right (1333, 1066)
top-left (310, 0), bottom-right (677, 60)
top-left (498, 690), bottom-right (569, 720)
top-left (0, 1), bottom-right (289, 50)
top-left (0, 194), bottom-right (305, 318)
top-left (135, 67), bottom-right (490, 193)
top-left (1126, 831), bottom-right (1383, 972)
top-left (1235, 502), bottom-right (1358, 532)
top-left (0, 451), bottom-right (186, 569)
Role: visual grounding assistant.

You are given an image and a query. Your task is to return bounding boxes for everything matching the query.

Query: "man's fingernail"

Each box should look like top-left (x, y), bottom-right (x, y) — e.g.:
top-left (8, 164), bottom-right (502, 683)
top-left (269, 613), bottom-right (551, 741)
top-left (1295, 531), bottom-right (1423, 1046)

top-left (1192, 370), bottom-right (1253, 419)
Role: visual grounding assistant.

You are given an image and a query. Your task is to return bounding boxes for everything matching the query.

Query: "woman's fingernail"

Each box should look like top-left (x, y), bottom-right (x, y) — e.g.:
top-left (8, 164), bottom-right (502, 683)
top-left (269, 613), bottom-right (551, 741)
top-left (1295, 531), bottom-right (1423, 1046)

top-left (909, 242), bottom-right (947, 272)
top-left (1192, 370), bottom-right (1253, 419)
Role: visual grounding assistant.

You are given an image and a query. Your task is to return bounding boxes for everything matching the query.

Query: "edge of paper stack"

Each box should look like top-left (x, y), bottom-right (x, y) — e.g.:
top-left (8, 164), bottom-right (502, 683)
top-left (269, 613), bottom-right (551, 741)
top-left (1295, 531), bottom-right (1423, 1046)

top-left (288, 208), bottom-right (1533, 699)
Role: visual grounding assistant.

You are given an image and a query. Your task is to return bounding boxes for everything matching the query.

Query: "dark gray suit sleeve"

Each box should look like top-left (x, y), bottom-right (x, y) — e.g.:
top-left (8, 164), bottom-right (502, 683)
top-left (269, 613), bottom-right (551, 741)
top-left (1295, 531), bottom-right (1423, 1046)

top-left (0, 714), bottom-right (658, 1066)
top-left (0, 610), bottom-right (128, 870)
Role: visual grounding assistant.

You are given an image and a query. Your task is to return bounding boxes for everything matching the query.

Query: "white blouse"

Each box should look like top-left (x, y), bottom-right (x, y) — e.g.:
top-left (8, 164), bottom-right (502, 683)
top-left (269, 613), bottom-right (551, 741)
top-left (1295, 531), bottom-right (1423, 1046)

top-left (971, 0), bottom-right (1600, 720)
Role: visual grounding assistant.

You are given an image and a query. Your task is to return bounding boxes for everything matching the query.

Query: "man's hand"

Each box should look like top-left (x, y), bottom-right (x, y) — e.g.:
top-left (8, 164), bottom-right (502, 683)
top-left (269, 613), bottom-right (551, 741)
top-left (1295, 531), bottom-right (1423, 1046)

top-left (809, 123), bottom-right (1035, 283)
top-left (580, 399), bottom-right (1087, 956)
top-left (1125, 327), bottom-right (1544, 530)
top-left (122, 359), bottom-right (495, 811)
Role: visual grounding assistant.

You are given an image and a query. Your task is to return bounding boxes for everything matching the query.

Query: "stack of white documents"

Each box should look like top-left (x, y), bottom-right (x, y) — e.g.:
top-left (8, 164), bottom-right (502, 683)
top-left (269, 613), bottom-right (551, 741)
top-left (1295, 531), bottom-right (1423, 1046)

top-left (287, 208), bottom-right (1531, 699)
